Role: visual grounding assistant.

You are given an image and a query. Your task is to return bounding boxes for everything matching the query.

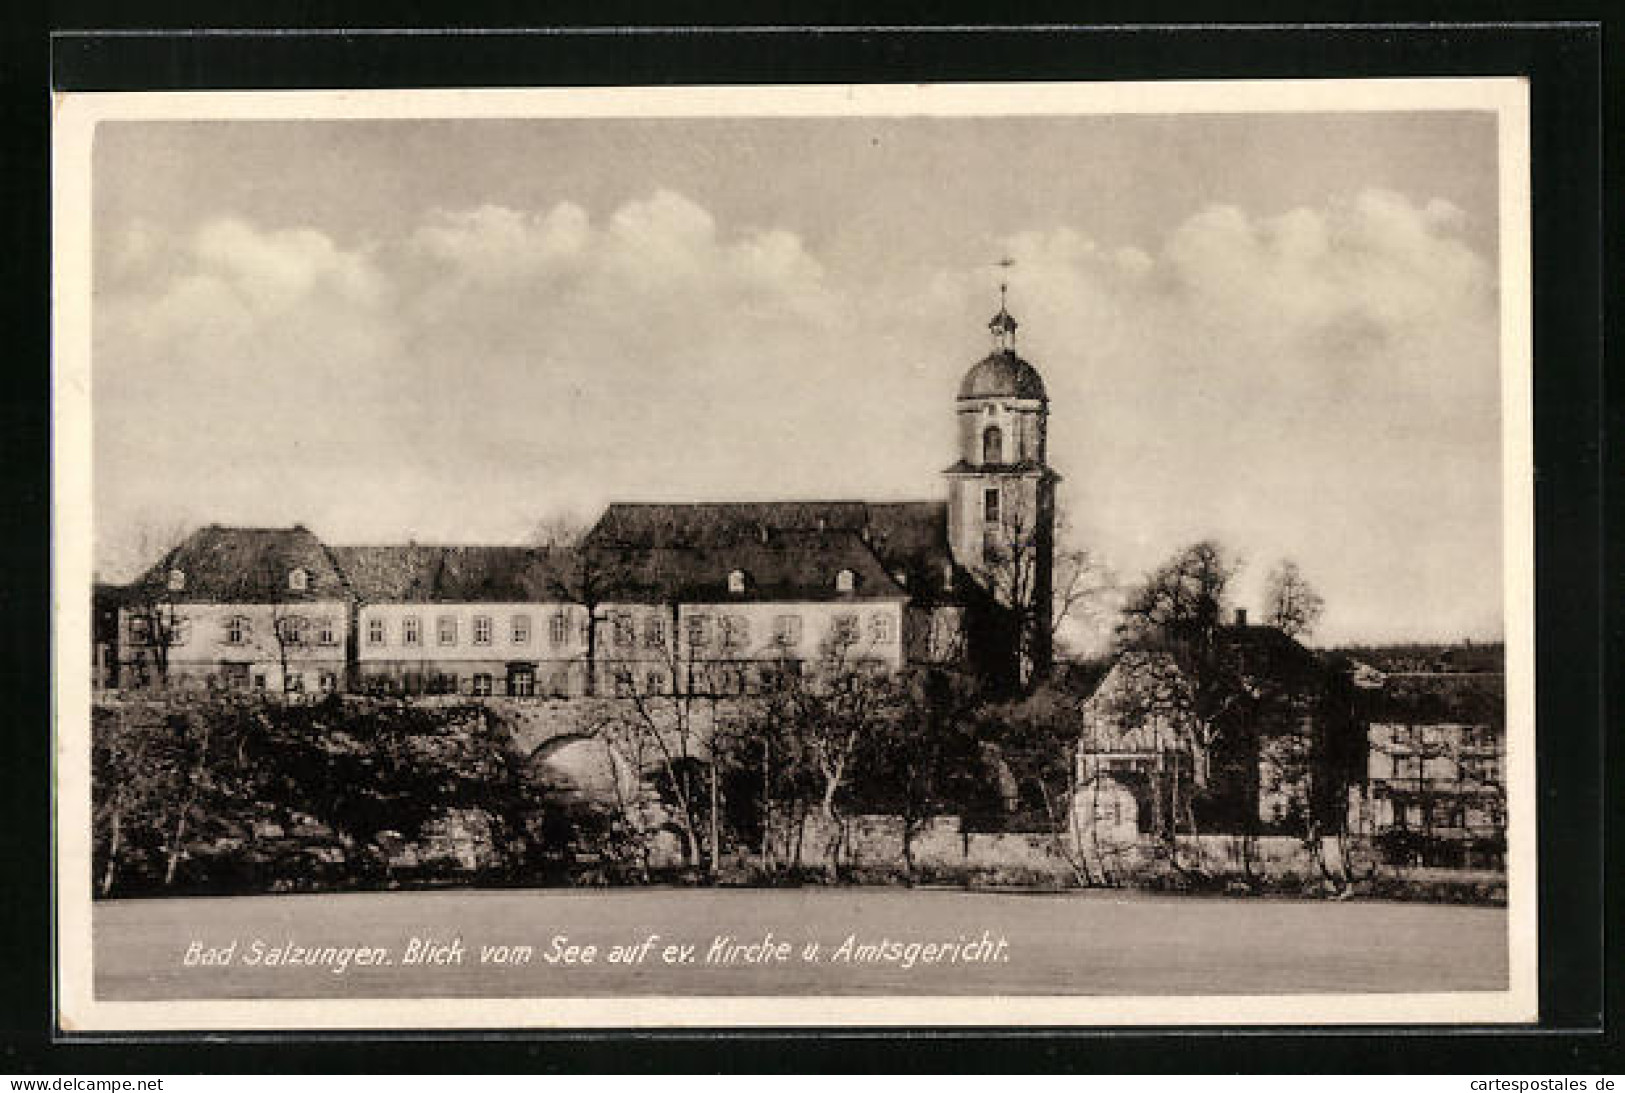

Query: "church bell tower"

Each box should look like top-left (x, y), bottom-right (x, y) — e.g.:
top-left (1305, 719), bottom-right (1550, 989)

top-left (944, 288), bottom-right (1060, 681)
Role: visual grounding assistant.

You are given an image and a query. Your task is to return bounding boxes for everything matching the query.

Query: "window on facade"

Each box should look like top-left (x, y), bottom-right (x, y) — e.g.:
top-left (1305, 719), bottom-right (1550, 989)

top-left (403, 616), bottom-right (422, 646)
top-left (317, 617), bottom-right (337, 645)
top-left (318, 671), bottom-right (336, 692)
top-left (170, 617), bottom-right (191, 646)
top-left (773, 614), bottom-right (802, 647)
top-left (473, 615), bottom-right (492, 646)
top-left (129, 616), bottom-right (151, 644)
top-left (721, 615), bottom-right (749, 650)
top-left (983, 425), bottom-right (1003, 464)
top-left (226, 615), bottom-right (248, 645)
top-left (279, 615), bottom-right (309, 646)
top-left (687, 615), bottom-right (711, 650)
top-left (870, 613), bottom-right (893, 643)
top-left (507, 666), bottom-right (535, 697)
top-left (984, 487), bottom-right (1000, 524)
top-left (835, 569), bottom-right (855, 593)
top-left (284, 672), bottom-right (304, 694)
top-left (549, 612), bottom-right (569, 646)
top-left (511, 614), bottom-right (530, 644)
top-left (288, 568), bottom-right (309, 592)
top-left (613, 613), bottom-right (635, 648)
top-left (167, 568), bottom-right (186, 592)
top-left (727, 569), bottom-right (746, 594)
top-left (367, 618), bottom-right (386, 646)
top-left (644, 615), bottom-right (666, 648)
top-left (438, 616), bottom-right (458, 646)
top-left (834, 613), bottom-right (860, 645)
top-left (471, 673), bottom-right (492, 697)
top-left (645, 670), bottom-right (665, 695)
top-left (613, 670), bottom-right (635, 698)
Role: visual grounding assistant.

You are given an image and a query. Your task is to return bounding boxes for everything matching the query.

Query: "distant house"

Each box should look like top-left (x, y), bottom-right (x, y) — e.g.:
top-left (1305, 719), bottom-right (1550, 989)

top-left (1072, 651), bottom-right (1200, 841)
top-left (1348, 668), bottom-right (1506, 868)
top-left (117, 525), bottom-right (350, 695)
top-left (1075, 614), bottom-right (1367, 839)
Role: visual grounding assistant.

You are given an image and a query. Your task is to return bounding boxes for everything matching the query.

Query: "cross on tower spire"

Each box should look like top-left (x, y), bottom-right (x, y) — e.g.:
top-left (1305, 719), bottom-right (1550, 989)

top-left (989, 257), bottom-right (1019, 352)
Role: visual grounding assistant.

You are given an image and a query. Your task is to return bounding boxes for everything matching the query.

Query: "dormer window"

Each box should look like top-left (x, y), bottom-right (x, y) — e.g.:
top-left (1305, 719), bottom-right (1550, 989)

top-left (727, 569), bottom-right (746, 595)
top-left (167, 569), bottom-right (186, 592)
top-left (835, 569), bottom-right (855, 593)
top-left (288, 567), bottom-right (309, 592)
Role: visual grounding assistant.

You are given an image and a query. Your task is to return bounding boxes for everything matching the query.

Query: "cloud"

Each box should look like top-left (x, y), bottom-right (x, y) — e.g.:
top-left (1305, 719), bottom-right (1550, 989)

top-left (92, 189), bottom-right (1504, 643)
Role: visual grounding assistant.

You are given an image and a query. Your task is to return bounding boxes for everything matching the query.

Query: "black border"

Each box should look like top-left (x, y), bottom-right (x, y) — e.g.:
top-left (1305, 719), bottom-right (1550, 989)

top-left (7, 13), bottom-right (1614, 1074)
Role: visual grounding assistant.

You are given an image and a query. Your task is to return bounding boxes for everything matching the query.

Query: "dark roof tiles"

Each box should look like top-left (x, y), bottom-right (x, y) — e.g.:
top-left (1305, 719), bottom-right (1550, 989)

top-left (958, 350), bottom-right (1047, 401)
top-left (131, 526), bottom-right (347, 604)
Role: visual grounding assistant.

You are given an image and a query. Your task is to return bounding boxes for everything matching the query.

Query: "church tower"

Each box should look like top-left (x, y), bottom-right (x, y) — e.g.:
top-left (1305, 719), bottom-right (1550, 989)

top-left (944, 290), bottom-right (1060, 682)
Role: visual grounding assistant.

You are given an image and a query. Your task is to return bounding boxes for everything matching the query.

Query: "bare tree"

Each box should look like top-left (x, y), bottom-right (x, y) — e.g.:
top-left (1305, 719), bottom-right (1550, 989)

top-left (764, 626), bottom-right (901, 881)
top-left (271, 604), bottom-right (309, 699)
top-left (1118, 539), bottom-right (1239, 655)
top-left (528, 516), bottom-right (634, 699)
top-left (1264, 559), bottom-right (1326, 639)
top-left (595, 606), bottom-right (723, 876)
top-left (974, 495), bottom-right (1105, 690)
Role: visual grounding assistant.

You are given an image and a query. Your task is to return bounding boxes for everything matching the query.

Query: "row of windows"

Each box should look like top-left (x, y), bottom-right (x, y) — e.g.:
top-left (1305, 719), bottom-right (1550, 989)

top-left (676, 612), bottom-right (893, 650)
top-left (128, 614), bottom-right (339, 647)
top-left (361, 611), bottom-right (899, 650)
top-left (138, 609), bottom-right (898, 652)
top-left (367, 613), bottom-right (574, 648)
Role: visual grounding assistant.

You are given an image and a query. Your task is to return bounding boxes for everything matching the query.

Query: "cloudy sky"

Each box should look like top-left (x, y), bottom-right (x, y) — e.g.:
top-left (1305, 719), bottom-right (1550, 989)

top-left (91, 110), bottom-right (1505, 646)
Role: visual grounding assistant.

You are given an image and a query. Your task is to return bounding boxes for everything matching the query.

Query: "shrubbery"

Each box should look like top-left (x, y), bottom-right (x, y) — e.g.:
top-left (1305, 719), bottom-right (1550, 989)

top-left (93, 696), bottom-right (605, 897)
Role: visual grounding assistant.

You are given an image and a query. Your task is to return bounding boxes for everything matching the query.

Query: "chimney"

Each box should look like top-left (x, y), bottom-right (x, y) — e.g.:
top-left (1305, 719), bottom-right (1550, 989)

top-left (1234, 608), bottom-right (1248, 627)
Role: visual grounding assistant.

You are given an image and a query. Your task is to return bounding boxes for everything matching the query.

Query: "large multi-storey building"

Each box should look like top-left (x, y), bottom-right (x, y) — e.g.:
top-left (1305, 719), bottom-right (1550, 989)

top-left (113, 301), bottom-right (1060, 697)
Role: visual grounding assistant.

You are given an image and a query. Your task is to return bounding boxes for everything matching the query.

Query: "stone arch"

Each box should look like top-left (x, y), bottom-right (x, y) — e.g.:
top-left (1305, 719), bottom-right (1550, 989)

top-left (526, 733), bottom-right (641, 808)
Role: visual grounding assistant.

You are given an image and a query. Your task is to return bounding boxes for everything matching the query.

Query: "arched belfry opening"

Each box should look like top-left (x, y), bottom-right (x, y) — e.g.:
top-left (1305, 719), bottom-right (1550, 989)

top-left (982, 424), bottom-right (1004, 465)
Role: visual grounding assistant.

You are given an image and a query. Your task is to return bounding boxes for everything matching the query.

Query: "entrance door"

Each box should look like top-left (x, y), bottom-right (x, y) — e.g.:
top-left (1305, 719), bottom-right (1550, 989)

top-left (506, 663), bottom-right (536, 697)
top-left (221, 662), bottom-right (250, 691)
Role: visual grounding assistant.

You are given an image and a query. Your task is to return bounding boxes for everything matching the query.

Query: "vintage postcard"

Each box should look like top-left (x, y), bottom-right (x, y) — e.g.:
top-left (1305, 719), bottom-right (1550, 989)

top-left (52, 79), bottom-right (1536, 1030)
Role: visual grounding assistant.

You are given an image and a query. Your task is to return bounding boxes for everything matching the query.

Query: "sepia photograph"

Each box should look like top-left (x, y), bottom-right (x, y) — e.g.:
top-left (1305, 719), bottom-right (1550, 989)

top-left (52, 80), bottom-right (1536, 1030)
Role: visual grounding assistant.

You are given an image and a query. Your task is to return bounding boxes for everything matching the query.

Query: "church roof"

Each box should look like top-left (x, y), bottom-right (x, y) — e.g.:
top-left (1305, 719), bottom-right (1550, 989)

top-left (587, 500), bottom-right (960, 602)
top-left (958, 349), bottom-right (1047, 402)
top-left (597, 532), bottom-right (908, 604)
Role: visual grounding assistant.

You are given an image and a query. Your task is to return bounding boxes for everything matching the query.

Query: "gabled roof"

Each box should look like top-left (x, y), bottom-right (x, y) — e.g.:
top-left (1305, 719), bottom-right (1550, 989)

top-left (329, 544), bottom-right (576, 604)
top-left (598, 531), bottom-right (907, 604)
top-left (1216, 624), bottom-right (1326, 693)
top-left (587, 501), bottom-right (875, 547)
top-left (1080, 651), bottom-right (1199, 754)
top-left (130, 525), bottom-right (348, 604)
top-left (586, 499), bottom-right (960, 602)
top-left (327, 544), bottom-right (443, 601)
